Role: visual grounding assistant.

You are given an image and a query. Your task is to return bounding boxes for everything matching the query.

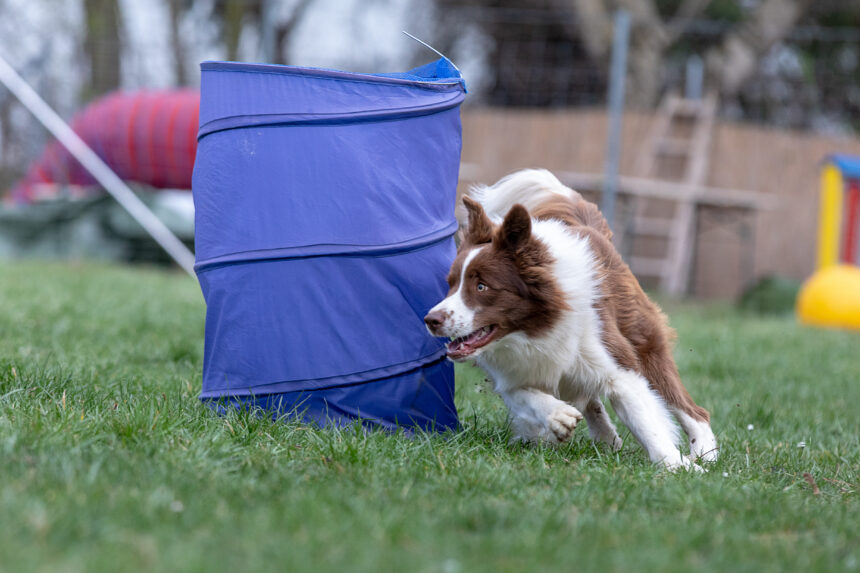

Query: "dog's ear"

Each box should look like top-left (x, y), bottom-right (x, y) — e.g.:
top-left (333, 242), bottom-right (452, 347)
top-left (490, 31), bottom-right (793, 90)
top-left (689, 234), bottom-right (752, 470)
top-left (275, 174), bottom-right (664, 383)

top-left (462, 196), bottom-right (493, 244)
top-left (498, 204), bottom-right (531, 252)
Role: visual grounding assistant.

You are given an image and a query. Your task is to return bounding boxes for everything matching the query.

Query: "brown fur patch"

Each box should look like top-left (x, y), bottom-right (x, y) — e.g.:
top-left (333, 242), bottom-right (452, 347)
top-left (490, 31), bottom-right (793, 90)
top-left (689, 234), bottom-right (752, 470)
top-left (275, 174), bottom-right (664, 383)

top-left (448, 201), bottom-right (570, 339)
top-left (530, 195), bottom-right (613, 241)
top-left (462, 196), bottom-right (494, 245)
top-left (533, 197), bottom-right (710, 423)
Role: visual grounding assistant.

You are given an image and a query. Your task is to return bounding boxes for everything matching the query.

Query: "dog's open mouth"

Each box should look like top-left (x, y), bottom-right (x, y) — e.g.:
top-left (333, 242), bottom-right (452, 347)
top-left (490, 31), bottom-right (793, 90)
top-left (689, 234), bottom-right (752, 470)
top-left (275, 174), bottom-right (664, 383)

top-left (446, 325), bottom-right (499, 360)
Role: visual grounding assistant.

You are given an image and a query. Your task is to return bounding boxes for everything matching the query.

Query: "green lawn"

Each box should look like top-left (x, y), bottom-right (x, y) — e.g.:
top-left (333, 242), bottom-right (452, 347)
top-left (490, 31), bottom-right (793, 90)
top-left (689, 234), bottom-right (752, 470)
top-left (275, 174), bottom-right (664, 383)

top-left (0, 261), bottom-right (857, 573)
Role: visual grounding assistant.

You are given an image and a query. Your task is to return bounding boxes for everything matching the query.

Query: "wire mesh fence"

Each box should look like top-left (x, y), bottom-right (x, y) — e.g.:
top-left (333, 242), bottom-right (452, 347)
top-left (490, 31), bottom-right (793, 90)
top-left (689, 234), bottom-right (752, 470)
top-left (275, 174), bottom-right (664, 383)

top-left (1, 1), bottom-right (858, 195)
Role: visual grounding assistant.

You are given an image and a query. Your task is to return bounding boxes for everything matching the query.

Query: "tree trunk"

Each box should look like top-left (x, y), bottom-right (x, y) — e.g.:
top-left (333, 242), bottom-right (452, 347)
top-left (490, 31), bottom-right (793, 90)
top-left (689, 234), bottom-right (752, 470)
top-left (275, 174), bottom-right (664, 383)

top-left (0, 98), bottom-right (15, 190)
top-left (705, 0), bottom-right (813, 97)
top-left (617, 0), bottom-right (668, 108)
top-left (565, 0), bottom-right (714, 107)
top-left (273, 0), bottom-right (313, 65)
top-left (222, 0), bottom-right (247, 62)
top-left (567, 0), bottom-right (613, 63)
top-left (168, 0), bottom-right (188, 85)
top-left (83, 0), bottom-right (122, 100)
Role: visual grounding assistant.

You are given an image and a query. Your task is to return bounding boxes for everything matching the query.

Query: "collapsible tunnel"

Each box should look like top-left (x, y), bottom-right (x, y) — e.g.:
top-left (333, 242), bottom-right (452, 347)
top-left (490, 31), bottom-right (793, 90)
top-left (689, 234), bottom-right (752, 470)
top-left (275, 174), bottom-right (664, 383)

top-left (192, 59), bottom-right (466, 432)
top-left (8, 90), bottom-right (199, 204)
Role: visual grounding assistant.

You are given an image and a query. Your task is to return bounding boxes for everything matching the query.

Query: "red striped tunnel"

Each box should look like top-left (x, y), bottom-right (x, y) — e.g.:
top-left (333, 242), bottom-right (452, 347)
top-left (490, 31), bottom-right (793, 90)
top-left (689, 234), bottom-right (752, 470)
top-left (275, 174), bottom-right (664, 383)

top-left (7, 89), bottom-right (199, 204)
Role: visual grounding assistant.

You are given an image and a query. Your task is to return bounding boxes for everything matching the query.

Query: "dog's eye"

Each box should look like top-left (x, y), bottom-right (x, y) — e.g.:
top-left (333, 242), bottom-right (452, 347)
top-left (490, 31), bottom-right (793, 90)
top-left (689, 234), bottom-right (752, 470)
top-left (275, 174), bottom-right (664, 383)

top-left (477, 283), bottom-right (487, 292)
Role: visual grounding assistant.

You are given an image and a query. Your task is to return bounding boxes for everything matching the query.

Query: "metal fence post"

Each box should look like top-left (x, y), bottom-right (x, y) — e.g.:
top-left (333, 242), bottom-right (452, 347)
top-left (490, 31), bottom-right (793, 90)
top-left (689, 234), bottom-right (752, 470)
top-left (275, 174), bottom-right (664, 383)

top-left (601, 10), bottom-right (631, 233)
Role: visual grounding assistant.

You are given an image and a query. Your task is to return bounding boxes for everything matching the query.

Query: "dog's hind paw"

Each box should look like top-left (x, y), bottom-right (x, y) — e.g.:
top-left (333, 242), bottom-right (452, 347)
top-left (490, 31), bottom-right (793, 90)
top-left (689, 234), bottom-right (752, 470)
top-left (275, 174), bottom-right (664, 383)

top-left (690, 440), bottom-right (719, 463)
top-left (690, 448), bottom-right (719, 464)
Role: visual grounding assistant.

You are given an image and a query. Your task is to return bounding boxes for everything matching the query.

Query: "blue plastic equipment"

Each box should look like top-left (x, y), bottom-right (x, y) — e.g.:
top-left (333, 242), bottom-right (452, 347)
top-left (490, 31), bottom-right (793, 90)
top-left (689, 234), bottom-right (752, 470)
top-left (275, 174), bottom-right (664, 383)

top-left (192, 59), bottom-right (465, 432)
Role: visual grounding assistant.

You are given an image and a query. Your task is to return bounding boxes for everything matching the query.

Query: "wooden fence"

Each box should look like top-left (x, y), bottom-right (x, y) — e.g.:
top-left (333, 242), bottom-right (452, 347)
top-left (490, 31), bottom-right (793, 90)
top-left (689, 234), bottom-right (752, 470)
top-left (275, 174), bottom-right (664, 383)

top-left (459, 108), bottom-right (860, 298)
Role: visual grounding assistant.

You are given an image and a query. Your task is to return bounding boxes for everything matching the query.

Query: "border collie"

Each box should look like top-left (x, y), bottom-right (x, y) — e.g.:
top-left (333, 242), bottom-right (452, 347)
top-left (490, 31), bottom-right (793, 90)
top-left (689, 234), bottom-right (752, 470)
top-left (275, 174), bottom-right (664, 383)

top-left (424, 169), bottom-right (717, 470)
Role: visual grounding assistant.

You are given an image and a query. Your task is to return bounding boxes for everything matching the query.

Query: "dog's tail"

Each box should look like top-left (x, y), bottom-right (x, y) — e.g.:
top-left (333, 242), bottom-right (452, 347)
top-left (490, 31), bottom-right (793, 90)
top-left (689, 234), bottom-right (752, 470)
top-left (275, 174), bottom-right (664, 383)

top-left (461, 169), bottom-right (612, 240)
top-left (462, 169), bottom-right (578, 223)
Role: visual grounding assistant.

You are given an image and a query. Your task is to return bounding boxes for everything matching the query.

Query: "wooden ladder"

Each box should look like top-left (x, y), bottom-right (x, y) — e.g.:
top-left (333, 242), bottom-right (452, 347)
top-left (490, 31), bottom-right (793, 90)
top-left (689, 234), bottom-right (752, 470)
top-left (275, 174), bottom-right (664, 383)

top-left (623, 92), bottom-right (718, 295)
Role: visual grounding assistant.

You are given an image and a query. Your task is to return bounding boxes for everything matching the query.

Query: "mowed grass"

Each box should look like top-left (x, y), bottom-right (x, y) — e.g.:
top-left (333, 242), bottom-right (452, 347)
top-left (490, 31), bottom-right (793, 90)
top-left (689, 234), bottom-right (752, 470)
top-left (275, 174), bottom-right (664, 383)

top-left (0, 260), bottom-right (857, 573)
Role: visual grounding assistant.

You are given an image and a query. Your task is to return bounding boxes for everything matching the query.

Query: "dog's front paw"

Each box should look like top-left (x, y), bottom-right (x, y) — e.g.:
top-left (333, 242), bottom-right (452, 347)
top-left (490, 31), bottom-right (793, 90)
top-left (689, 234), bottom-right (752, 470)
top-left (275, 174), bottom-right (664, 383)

top-left (547, 404), bottom-right (583, 444)
top-left (683, 457), bottom-right (707, 473)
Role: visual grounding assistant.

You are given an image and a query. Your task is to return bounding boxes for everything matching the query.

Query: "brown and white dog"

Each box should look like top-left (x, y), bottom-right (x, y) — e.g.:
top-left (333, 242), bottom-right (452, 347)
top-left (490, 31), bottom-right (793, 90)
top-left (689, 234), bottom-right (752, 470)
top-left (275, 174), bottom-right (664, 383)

top-left (424, 169), bottom-right (717, 470)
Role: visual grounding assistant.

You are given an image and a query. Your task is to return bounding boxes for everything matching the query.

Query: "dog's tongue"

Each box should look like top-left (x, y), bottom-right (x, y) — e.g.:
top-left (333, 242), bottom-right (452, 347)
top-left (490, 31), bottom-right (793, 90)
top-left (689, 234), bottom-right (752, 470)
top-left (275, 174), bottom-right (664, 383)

top-left (446, 326), bottom-right (493, 358)
top-left (447, 338), bottom-right (471, 359)
top-left (447, 339), bottom-right (464, 354)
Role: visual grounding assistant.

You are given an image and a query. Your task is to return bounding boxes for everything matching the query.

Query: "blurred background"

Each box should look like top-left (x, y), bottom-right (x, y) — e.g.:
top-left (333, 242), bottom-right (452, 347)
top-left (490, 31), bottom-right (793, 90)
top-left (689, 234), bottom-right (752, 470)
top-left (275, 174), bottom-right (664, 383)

top-left (1, 0), bottom-right (859, 301)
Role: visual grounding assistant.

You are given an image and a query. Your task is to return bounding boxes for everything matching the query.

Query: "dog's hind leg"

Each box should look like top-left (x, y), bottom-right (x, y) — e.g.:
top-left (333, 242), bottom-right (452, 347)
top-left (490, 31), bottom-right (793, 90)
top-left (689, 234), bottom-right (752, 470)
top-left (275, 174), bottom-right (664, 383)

top-left (672, 407), bottom-right (719, 462)
top-left (501, 388), bottom-right (584, 445)
top-left (635, 341), bottom-right (717, 463)
top-left (580, 398), bottom-right (622, 451)
top-left (607, 370), bottom-right (700, 471)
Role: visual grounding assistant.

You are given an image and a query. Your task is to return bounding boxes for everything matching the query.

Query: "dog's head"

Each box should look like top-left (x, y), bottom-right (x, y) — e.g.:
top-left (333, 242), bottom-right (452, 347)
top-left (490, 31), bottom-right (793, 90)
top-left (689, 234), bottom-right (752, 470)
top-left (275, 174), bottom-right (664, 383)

top-left (424, 197), bottom-right (568, 361)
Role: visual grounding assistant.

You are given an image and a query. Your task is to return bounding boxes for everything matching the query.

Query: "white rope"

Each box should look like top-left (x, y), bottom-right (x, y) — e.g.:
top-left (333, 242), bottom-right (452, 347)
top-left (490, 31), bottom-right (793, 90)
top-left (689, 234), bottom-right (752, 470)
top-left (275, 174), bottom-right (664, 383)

top-left (0, 53), bottom-right (197, 277)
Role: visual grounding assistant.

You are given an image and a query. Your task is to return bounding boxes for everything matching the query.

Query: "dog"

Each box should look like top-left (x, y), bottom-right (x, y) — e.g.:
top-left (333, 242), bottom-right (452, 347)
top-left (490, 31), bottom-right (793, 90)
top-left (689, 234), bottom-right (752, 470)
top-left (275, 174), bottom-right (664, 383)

top-left (423, 169), bottom-right (717, 470)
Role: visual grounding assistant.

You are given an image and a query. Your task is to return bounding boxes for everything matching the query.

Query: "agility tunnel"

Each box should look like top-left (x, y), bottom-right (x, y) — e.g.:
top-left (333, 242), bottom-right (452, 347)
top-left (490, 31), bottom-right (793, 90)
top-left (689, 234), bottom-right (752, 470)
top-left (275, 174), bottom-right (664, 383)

top-left (192, 59), bottom-right (466, 431)
top-left (0, 89), bottom-right (199, 262)
top-left (7, 90), bottom-right (199, 204)
top-left (797, 154), bottom-right (860, 330)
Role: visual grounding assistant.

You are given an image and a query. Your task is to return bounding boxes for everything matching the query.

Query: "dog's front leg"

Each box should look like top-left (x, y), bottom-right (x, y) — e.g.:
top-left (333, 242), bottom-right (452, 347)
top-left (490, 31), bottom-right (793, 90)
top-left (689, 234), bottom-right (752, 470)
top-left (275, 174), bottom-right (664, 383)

top-left (501, 388), bottom-right (584, 445)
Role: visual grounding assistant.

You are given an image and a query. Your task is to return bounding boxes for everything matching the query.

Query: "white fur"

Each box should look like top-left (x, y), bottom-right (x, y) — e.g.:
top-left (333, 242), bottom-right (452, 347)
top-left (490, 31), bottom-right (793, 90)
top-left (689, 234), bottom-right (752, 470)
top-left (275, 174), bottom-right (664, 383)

top-left (427, 248), bottom-right (483, 339)
top-left (503, 388), bottom-right (583, 444)
top-left (468, 169), bottom-right (575, 223)
top-left (673, 408), bottom-right (719, 462)
top-left (443, 169), bottom-right (714, 471)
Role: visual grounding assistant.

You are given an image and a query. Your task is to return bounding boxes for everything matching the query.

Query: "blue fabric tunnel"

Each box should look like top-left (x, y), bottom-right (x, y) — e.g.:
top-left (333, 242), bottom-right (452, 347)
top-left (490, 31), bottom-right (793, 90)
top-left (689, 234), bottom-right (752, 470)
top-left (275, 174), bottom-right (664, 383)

top-left (192, 59), bottom-right (465, 432)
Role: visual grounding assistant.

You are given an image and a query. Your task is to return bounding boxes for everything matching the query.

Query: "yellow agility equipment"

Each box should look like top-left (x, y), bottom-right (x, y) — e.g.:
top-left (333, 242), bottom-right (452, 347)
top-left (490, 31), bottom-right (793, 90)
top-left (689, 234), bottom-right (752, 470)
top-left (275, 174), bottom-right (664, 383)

top-left (816, 164), bottom-right (843, 269)
top-left (797, 265), bottom-right (860, 330)
top-left (798, 154), bottom-right (860, 331)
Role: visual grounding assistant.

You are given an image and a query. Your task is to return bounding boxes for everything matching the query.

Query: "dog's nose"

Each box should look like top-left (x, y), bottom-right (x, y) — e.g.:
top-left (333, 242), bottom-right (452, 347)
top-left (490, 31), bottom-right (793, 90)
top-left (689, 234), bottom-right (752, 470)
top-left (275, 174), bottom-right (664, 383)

top-left (424, 310), bottom-right (444, 333)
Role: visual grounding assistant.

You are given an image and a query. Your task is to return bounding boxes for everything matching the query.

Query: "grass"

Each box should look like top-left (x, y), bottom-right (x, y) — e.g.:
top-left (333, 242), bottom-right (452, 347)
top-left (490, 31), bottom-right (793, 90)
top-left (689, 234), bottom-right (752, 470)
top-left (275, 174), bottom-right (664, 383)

top-left (0, 260), bottom-right (857, 573)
